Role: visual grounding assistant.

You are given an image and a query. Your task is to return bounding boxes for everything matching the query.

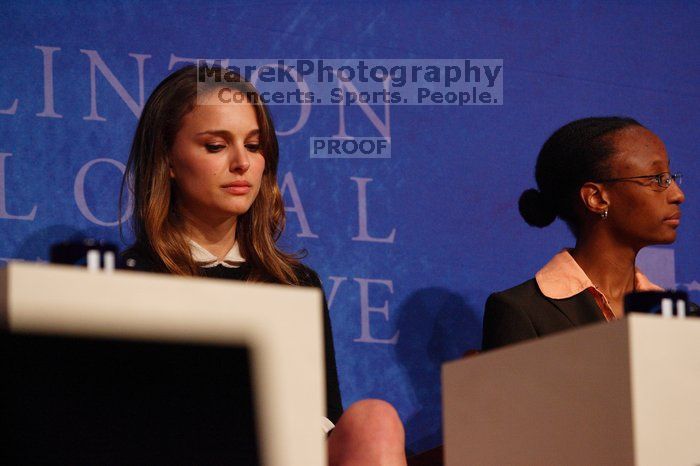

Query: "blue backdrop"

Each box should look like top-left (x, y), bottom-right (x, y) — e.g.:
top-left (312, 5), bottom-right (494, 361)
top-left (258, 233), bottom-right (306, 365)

top-left (2, 0), bottom-right (698, 454)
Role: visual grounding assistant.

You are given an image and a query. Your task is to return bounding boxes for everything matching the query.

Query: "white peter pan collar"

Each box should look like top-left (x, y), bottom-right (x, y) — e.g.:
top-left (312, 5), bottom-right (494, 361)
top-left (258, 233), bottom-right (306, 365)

top-left (188, 239), bottom-right (245, 268)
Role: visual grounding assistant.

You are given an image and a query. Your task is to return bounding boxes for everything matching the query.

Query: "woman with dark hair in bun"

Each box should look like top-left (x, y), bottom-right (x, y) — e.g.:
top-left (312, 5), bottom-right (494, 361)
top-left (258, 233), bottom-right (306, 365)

top-left (482, 117), bottom-right (685, 350)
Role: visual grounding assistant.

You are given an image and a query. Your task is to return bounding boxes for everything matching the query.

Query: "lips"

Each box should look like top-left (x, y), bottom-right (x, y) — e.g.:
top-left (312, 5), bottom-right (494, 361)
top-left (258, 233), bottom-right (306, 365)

top-left (221, 181), bottom-right (252, 195)
top-left (664, 212), bottom-right (681, 227)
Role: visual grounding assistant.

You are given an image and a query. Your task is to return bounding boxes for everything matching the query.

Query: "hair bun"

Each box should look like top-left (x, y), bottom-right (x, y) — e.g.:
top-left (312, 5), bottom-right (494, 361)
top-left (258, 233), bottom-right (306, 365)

top-left (518, 188), bottom-right (557, 227)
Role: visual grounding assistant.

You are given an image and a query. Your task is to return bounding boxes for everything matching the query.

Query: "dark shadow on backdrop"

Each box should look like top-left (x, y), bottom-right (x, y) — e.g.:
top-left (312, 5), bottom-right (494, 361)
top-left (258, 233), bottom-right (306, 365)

top-left (394, 287), bottom-right (481, 455)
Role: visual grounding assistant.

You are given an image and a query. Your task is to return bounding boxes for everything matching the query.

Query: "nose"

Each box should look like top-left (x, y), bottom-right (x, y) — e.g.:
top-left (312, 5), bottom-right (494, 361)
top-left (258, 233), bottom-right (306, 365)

top-left (229, 143), bottom-right (250, 173)
top-left (668, 178), bottom-right (685, 205)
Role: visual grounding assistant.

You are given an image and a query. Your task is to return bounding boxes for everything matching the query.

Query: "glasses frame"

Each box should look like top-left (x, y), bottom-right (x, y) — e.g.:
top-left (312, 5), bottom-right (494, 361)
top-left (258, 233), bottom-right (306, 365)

top-left (594, 172), bottom-right (682, 189)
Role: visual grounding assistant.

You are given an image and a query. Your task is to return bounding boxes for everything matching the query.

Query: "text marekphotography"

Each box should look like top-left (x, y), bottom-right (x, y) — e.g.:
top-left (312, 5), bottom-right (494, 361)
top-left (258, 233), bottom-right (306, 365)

top-left (197, 59), bottom-right (503, 106)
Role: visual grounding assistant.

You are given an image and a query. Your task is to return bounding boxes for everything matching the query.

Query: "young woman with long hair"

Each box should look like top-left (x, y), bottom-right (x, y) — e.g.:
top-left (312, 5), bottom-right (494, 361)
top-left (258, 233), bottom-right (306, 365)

top-left (121, 64), bottom-right (407, 465)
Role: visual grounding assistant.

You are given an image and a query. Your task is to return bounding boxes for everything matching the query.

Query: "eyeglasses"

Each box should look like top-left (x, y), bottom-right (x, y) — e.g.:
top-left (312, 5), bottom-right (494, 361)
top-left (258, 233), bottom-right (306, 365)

top-left (595, 172), bottom-right (682, 189)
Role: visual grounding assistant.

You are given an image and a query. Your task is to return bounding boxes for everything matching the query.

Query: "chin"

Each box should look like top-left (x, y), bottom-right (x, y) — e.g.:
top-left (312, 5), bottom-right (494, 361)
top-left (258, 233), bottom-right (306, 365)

top-left (220, 201), bottom-right (255, 216)
top-left (654, 232), bottom-right (678, 245)
top-left (226, 208), bottom-right (253, 217)
top-left (636, 231), bottom-right (677, 249)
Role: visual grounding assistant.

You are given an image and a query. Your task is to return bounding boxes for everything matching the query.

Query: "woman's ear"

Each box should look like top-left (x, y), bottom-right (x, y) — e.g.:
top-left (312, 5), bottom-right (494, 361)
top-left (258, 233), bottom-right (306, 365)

top-left (579, 181), bottom-right (609, 216)
top-left (167, 150), bottom-right (177, 179)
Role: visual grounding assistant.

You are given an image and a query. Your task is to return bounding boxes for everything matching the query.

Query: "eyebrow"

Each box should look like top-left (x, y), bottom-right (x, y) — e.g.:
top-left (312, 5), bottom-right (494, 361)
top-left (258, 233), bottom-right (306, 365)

top-left (196, 129), bottom-right (260, 138)
top-left (648, 157), bottom-right (669, 169)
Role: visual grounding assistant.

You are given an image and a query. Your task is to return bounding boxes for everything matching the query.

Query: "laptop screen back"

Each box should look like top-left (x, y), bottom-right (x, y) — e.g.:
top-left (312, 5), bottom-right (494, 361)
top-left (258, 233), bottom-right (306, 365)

top-left (1, 332), bottom-right (260, 466)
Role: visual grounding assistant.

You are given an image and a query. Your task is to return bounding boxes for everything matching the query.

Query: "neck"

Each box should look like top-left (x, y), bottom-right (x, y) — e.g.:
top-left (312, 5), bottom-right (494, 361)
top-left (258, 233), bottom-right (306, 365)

top-left (571, 230), bottom-right (638, 300)
top-left (178, 205), bottom-right (237, 260)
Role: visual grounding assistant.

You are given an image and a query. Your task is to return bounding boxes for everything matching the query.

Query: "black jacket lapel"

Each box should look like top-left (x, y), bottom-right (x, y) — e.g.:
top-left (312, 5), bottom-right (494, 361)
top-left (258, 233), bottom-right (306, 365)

top-left (546, 291), bottom-right (606, 326)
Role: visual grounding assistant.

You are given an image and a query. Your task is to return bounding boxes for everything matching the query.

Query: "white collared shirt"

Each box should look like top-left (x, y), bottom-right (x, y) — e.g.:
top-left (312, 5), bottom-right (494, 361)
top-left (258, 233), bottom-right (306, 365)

top-left (188, 239), bottom-right (245, 268)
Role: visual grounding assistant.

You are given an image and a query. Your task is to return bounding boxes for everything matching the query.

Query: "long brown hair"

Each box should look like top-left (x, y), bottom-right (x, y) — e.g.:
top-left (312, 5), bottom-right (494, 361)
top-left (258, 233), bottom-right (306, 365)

top-left (121, 64), bottom-right (303, 284)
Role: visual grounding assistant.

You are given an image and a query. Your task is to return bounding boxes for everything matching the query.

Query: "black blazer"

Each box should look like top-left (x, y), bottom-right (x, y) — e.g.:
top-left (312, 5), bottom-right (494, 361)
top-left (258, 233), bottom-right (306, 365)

top-left (482, 278), bottom-right (606, 351)
top-left (120, 243), bottom-right (344, 424)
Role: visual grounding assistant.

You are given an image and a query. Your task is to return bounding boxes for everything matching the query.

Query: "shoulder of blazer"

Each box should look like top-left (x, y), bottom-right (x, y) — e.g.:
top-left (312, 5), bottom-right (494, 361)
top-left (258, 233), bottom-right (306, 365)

top-left (483, 279), bottom-right (542, 350)
top-left (291, 263), bottom-right (322, 289)
top-left (489, 278), bottom-right (543, 305)
top-left (489, 277), bottom-right (605, 328)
